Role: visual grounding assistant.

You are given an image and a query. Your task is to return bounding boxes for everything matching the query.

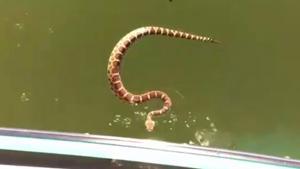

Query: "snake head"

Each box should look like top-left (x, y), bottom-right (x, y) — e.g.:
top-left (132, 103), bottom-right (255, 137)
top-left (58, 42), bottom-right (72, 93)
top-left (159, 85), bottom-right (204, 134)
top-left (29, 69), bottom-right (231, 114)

top-left (145, 119), bottom-right (155, 132)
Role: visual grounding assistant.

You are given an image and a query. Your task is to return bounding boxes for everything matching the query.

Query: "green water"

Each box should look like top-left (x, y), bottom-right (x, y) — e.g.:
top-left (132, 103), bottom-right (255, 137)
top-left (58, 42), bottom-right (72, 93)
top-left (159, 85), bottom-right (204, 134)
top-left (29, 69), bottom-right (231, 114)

top-left (0, 0), bottom-right (300, 159)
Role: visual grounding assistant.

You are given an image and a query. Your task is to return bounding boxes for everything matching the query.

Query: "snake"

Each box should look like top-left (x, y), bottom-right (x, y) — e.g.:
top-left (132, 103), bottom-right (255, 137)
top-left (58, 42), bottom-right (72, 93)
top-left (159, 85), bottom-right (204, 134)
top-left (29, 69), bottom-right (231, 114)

top-left (107, 26), bottom-right (219, 132)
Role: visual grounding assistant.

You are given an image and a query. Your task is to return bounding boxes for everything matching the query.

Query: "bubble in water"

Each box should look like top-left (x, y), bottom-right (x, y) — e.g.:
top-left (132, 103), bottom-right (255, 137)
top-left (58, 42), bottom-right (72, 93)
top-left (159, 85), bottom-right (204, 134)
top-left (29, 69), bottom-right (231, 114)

top-left (212, 127), bottom-right (218, 132)
top-left (205, 116), bottom-right (211, 121)
top-left (200, 139), bottom-right (210, 146)
top-left (182, 114), bottom-right (221, 146)
top-left (48, 27), bottom-right (54, 34)
top-left (169, 112), bottom-right (178, 122)
top-left (183, 111), bottom-right (198, 128)
top-left (133, 111), bottom-right (147, 122)
top-left (17, 43), bottom-right (21, 47)
top-left (188, 140), bottom-right (195, 145)
top-left (210, 122), bottom-right (215, 128)
top-left (15, 23), bottom-right (24, 30)
top-left (194, 130), bottom-right (211, 147)
top-left (112, 114), bottom-right (121, 123)
top-left (20, 92), bottom-right (30, 102)
top-left (134, 111), bottom-right (147, 117)
top-left (122, 117), bottom-right (132, 128)
top-left (109, 114), bottom-right (133, 128)
top-left (194, 131), bottom-right (203, 142)
top-left (209, 121), bottom-right (218, 133)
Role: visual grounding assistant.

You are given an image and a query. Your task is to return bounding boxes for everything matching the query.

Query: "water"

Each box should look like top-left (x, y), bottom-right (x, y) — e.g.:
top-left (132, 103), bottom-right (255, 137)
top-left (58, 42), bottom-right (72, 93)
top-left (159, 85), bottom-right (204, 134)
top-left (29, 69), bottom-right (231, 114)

top-left (0, 0), bottom-right (300, 159)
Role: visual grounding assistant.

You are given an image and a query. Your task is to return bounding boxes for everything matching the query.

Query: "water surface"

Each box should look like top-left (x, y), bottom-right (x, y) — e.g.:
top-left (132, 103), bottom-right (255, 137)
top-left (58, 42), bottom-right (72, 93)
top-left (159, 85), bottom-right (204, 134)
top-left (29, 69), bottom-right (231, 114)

top-left (0, 0), bottom-right (299, 159)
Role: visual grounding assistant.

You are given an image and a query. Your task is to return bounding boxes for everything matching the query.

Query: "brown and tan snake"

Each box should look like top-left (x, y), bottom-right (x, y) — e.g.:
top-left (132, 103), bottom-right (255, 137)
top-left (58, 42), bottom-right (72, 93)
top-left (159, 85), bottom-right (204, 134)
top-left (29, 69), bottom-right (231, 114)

top-left (107, 26), bottom-right (219, 132)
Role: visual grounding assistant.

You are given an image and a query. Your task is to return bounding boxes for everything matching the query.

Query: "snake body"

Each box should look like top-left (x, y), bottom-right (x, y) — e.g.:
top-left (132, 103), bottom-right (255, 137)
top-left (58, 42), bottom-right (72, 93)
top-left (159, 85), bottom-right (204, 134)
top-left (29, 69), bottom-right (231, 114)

top-left (107, 26), bottom-right (219, 132)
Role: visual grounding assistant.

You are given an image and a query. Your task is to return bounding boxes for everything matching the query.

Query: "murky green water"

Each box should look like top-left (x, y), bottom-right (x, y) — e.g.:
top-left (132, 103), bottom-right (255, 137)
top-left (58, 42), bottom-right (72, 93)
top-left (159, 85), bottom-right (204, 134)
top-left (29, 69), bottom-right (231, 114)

top-left (0, 0), bottom-right (300, 159)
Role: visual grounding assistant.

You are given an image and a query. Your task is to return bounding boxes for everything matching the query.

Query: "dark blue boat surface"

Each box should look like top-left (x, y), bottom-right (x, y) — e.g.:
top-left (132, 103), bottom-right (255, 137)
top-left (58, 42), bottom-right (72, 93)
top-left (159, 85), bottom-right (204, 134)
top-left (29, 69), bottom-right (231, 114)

top-left (0, 127), bottom-right (299, 169)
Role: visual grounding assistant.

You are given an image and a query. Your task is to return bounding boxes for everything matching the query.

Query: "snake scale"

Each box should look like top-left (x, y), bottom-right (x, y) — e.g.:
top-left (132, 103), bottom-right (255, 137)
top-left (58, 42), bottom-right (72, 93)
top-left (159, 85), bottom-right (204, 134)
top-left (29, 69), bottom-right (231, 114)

top-left (107, 26), bottom-right (219, 132)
